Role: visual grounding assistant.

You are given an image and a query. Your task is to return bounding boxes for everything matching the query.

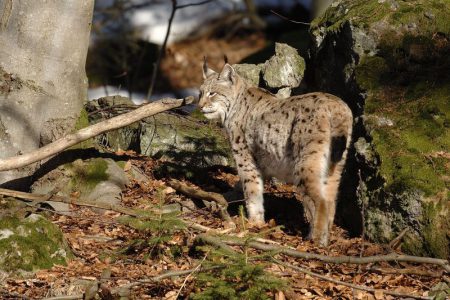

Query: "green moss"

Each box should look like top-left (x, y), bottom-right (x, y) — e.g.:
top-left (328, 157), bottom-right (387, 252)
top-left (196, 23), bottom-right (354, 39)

top-left (359, 25), bottom-right (450, 198)
top-left (116, 160), bottom-right (127, 169)
top-left (401, 232), bottom-right (427, 257)
top-left (370, 88), bottom-right (449, 196)
top-left (70, 158), bottom-right (109, 193)
top-left (355, 56), bottom-right (389, 91)
top-left (311, 0), bottom-right (391, 32)
top-left (312, 0), bottom-right (450, 35)
top-left (421, 200), bottom-right (449, 259)
top-left (190, 108), bottom-right (208, 121)
top-left (0, 215), bottom-right (71, 271)
top-left (72, 108), bottom-right (93, 149)
top-left (391, 0), bottom-right (450, 34)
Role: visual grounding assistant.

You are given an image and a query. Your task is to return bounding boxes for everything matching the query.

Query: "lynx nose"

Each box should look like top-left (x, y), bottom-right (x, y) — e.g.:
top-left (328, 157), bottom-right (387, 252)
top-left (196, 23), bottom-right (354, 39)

top-left (198, 97), bottom-right (208, 109)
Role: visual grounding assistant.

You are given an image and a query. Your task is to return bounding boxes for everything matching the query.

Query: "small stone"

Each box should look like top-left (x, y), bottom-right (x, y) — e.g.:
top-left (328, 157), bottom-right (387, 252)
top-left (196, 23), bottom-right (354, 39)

top-left (163, 187), bottom-right (176, 195)
top-left (424, 11), bottom-right (435, 19)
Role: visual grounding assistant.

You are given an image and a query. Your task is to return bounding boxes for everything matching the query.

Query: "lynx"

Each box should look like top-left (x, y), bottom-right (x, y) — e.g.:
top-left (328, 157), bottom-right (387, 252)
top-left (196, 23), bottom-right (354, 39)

top-left (198, 62), bottom-right (353, 246)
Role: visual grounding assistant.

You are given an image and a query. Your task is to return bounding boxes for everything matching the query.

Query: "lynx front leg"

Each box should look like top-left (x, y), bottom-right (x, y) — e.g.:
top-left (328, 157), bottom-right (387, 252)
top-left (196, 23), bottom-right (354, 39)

top-left (243, 174), bottom-right (265, 224)
top-left (232, 147), bottom-right (265, 224)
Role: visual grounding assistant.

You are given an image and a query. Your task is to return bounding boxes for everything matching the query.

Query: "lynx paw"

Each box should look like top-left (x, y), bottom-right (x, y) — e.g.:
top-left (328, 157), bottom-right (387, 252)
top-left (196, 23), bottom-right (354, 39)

top-left (247, 213), bottom-right (265, 228)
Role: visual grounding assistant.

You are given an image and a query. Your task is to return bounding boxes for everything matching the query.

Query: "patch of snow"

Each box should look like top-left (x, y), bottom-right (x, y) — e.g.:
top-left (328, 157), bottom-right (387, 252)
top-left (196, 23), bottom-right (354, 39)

top-left (25, 213), bottom-right (42, 223)
top-left (88, 86), bottom-right (199, 107)
top-left (0, 229), bottom-right (14, 240)
top-left (51, 248), bottom-right (67, 259)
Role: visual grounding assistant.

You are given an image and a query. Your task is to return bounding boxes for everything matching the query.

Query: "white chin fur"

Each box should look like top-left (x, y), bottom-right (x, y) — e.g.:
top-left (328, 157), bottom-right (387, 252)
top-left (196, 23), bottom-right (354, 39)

top-left (203, 111), bottom-right (220, 120)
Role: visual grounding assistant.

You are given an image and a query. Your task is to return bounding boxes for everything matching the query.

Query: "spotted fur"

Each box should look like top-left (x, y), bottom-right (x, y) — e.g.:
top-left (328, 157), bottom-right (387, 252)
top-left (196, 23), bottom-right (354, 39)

top-left (198, 63), bottom-right (353, 246)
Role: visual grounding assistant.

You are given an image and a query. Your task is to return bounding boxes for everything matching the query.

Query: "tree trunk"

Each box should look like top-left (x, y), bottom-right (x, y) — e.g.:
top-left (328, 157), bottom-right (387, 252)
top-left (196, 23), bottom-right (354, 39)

top-left (0, 0), bottom-right (94, 188)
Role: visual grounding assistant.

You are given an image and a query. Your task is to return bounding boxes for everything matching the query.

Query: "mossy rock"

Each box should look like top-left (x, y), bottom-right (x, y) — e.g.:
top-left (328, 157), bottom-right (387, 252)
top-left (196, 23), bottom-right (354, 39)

top-left (0, 214), bottom-right (71, 272)
top-left (311, 0), bottom-right (450, 257)
top-left (32, 157), bottom-right (128, 209)
top-left (140, 111), bottom-right (234, 179)
top-left (86, 96), bottom-right (233, 172)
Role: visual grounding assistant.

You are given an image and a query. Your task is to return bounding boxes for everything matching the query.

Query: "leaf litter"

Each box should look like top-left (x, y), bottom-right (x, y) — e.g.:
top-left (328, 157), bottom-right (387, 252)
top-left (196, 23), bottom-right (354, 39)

top-left (1, 154), bottom-right (446, 299)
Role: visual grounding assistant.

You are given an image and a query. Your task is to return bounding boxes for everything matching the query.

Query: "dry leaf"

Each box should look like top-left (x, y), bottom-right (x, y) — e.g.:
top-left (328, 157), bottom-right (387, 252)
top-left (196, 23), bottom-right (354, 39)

top-left (374, 290), bottom-right (384, 299)
top-left (164, 290), bottom-right (177, 300)
top-left (123, 160), bottom-right (132, 171)
top-left (275, 290), bottom-right (286, 300)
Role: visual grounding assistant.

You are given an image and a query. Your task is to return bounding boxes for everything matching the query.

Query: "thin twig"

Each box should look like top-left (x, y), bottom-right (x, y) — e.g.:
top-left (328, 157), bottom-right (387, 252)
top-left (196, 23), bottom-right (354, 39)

top-left (147, 0), bottom-right (177, 99)
top-left (175, 253), bottom-right (208, 298)
top-left (270, 10), bottom-right (311, 25)
top-left (389, 228), bottom-right (408, 250)
top-left (273, 259), bottom-right (433, 300)
top-left (199, 234), bottom-right (450, 272)
top-left (177, 0), bottom-right (216, 9)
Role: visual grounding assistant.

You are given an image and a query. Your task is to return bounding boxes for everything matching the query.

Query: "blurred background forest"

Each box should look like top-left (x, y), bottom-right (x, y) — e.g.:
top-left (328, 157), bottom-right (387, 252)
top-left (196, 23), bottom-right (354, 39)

top-left (87, 0), bottom-right (313, 102)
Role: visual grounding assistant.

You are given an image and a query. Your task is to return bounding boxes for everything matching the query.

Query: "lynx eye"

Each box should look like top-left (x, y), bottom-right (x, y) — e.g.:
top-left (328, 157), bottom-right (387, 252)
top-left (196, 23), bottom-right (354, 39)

top-left (208, 92), bottom-right (217, 98)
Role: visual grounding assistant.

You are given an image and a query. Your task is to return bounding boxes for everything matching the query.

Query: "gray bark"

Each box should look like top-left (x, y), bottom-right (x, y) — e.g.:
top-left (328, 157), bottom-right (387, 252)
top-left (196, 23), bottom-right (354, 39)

top-left (0, 0), bottom-right (94, 187)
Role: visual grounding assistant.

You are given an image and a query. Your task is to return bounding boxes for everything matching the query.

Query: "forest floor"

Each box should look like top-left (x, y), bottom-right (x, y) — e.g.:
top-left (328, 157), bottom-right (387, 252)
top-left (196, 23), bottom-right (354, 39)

top-left (2, 153), bottom-right (446, 300)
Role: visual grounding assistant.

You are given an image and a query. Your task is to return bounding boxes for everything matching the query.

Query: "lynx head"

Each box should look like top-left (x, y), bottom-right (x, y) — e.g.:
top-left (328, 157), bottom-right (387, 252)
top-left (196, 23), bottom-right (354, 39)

top-left (198, 60), bottom-right (241, 122)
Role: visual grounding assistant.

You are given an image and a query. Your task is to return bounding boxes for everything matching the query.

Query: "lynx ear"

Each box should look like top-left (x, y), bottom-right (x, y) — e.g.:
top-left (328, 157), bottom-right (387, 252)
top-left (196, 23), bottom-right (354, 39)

top-left (202, 56), bottom-right (216, 79)
top-left (219, 63), bottom-right (236, 83)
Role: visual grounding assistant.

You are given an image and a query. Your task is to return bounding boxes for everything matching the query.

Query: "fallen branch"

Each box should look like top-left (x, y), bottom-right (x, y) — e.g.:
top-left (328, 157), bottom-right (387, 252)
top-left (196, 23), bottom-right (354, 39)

top-left (367, 266), bottom-right (443, 278)
top-left (273, 259), bottom-right (432, 300)
top-left (0, 96), bottom-right (194, 171)
top-left (0, 188), bottom-right (140, 217)
top-left (389, 228), bottom-right (408, 250)
top-left (196, 234), bottom-right (450, 273)
top-left (0, 187), bottom-right (228, 235)
top-left (166, 179), bottom-right (234, 226)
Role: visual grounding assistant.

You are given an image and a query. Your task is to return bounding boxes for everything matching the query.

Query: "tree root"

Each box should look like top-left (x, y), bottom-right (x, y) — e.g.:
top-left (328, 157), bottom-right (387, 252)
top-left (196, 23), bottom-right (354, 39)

top-left (166, 179), bottom-right (235, 228)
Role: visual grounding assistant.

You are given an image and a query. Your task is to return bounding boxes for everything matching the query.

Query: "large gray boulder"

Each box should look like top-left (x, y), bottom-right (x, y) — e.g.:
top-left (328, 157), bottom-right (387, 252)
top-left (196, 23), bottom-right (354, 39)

top-left (310, 0), bottom-right (449, 258)
top-left (233, 43), bottom-right (305, 98)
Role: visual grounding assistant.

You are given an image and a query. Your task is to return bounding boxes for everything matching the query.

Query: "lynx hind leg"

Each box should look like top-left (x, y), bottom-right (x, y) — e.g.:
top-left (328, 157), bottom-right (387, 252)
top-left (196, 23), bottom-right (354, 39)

top-left (324, 160), bottom-right (345, 234)
top-left (325, 162), bottom-right (344, 231)
top-left (295, 145), bottom-right (331, 246)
